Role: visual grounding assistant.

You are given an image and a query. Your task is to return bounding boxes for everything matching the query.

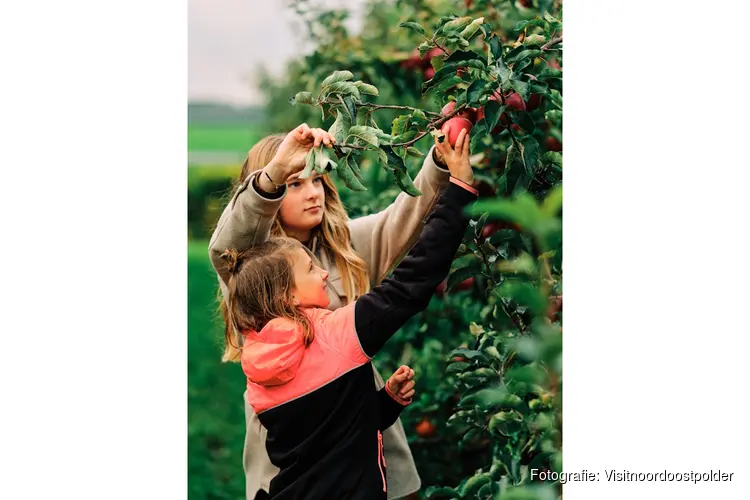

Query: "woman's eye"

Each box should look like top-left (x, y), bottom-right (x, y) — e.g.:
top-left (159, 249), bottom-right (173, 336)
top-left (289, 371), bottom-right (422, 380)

top-left (313, 177), bottom-right (323, 184)
top-left (288, 181), bottom-right (300, 188)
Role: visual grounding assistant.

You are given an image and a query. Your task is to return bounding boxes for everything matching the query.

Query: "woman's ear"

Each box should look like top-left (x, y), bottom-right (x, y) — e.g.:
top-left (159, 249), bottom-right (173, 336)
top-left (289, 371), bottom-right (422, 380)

top-left (293, 296), bottom-right (301, 307)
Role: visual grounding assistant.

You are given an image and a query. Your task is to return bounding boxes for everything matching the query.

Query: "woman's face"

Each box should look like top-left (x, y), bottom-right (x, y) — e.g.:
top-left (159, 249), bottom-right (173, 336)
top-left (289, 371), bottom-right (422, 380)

top-left (278, 172), bottom-right (326, 240)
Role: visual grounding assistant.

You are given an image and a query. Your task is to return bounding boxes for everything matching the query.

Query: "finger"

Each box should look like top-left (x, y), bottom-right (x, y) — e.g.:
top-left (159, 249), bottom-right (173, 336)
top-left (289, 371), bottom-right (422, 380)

top-left (463, 129), bottom-right (471, 155)
top-left (399, 380), bottom-right (415, 393)
top-left (313, 133), bottom-right (322, 148)
top-left (455, 128), bottom-right (468, 151)
top-left (401, 389), bottom-right (415, 400)
top-left (391, 371), bottom-right (409, 383)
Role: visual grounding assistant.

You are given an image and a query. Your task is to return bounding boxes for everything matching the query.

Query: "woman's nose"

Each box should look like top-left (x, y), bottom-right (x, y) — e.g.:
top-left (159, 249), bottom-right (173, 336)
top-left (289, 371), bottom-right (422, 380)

top-left (321, 269), bottom-right (329, 281)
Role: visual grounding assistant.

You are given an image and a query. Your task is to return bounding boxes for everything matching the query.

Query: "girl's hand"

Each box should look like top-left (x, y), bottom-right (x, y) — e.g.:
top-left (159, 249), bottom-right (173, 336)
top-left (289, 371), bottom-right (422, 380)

top-left (387, 365), bottom-right (416, 402)
top-left (434, 125), bottom-right (474, 186)
top-left (268, 123), bottom-right (336, 182)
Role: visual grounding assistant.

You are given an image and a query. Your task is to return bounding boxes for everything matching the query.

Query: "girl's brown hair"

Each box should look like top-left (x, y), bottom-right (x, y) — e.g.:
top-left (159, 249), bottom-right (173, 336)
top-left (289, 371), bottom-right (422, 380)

top-left (220, 134), bottom-right (370, 362)
top-left (219, 239), bottom-right (315, 357)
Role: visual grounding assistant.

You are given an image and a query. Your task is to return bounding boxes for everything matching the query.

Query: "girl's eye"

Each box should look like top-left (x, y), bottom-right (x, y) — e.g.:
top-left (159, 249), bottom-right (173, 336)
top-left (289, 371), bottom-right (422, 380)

top-left (288, 181), bottom-right (301, 188)
top-left (313, 177), bottom-right (323, 184)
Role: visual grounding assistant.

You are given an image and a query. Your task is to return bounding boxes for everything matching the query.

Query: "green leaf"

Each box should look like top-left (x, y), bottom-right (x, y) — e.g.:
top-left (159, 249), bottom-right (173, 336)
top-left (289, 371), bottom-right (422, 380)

top-left (445, 49), bottom-right (484, 65)
top-left (405, 146), bottom-right (424, 157)
top-left (461, 386), bottom-right (516, 409)
top-left (544, 12), bottom-right (563, 30)
top-left (447, 266), bottom-right (477, 291)
top-left (497, 252), bottom-right (537, 276)
top-left (300, 148), bottom-right (317, 179)
top-left (483, 100), bottom-right (505, 132)
top-left (347, 125), bottom-right (380, 148)
top-left (466, 79), bottom-right (492, 106)
top-left (321, 70), bottom-right (354, 88)
top-left (425, 486), bottom-right (461, 499)
top-left (520, 137), bottom-right (540, 177)
top-left (466, 192), bottom-right (542, 229)
top-left (342, 95), bottom-right (357, 122)
top-left (421, 63), bottom-right (460, 93)
top-left (487, 34), bottom-right (503, 62)
top-left (506, 48), bottom-right (543, 64)
top-left (399, 21), bottom-right (426, 36)
top-left (509, 79), bottom-right (530, 101)
top-left (511, 110), bottom-right (535, 133)
top-left (541, 185), bottom-right (562, 217)
top-left (461, 474), bottom-right (492, 498)
top-left (442, 16), bottom-right (473, 32)
top-left (446, 361), bottom-right (470, 375)
top-left (549, 89), bottom-right (563, 110)
top-left (469, 119), bottom-right (488, 152)
top-left (459, 17), bottom-right (486, 42)
top-left (434, 75), bottom-right (464, 94)
top-left (337, 155), bottom-right (367, 191)
top-left (328, 110), bottom-right (351, 145)
top-left (344, 153), bottom-right (365, 182)
top-left (541, 151), bottom-right (562, 168)
top-left (391, 114), bottom-right (411, 137)
top-left (495, 280), bottom-right (546, 316)
top-left (448, 348), bottom-right (488, 361)
top-left (291, 91), bottom-right (314, 105)
top-left (324, 81), bottom-right (360, 100)
top-left (353, 81), bottom-right (378, 96)
top-left (418, 41), bottom-right (432, 58)
top-left (394, 169), bottom-right (422, 197)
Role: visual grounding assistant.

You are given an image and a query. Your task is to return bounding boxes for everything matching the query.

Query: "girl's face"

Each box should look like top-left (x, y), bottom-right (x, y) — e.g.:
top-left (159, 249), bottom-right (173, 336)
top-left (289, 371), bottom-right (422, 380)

top-left (278, 172), bottom-right (326, 241)
top-left (290, 247), bottom-right (330, 309)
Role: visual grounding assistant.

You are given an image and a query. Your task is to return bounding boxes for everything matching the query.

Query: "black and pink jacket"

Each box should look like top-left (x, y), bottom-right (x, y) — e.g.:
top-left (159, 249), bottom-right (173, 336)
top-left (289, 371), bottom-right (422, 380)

top-left (242, 180), bottom-right (477, 500)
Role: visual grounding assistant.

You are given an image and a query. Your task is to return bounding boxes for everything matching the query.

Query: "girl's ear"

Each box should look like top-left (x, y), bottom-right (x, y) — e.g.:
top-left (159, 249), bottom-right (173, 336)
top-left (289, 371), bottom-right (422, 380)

top-left (293, 296), bottom-right (301, 307)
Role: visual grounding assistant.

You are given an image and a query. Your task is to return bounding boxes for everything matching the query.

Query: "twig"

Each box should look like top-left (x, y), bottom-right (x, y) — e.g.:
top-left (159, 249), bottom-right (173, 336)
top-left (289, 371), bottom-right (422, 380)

top-left (541, 36), bottom-right (562, 51)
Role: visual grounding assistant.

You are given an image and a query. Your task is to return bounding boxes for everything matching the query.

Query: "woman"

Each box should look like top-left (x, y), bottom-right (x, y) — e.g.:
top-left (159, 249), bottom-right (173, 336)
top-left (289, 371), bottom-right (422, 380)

top-left (209, 122), bottom-right (463, 500)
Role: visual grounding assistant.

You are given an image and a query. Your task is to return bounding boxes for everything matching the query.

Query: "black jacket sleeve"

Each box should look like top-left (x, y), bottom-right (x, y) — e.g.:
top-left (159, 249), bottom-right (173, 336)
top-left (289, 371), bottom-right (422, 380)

top-left (354, 182), bottom-right (477, 357)
top-left (378, 387), bottom-right (407, 430)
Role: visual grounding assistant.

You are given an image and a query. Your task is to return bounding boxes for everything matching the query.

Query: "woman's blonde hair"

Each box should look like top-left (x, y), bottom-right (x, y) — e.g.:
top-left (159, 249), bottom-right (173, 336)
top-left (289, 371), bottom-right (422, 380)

top-left (219, 240), bottom-right (315, 354)
top-left (219, 133), bottom-right (369, 362)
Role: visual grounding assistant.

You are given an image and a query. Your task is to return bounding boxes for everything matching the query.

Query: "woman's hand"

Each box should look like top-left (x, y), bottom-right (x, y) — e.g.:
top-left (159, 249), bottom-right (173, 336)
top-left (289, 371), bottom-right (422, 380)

top-left (386, 365), bottom-right (415, 403)
top-left (266, 123), bottom-right (336, 184)
top-left (434, 125), bottom-right (474, 186)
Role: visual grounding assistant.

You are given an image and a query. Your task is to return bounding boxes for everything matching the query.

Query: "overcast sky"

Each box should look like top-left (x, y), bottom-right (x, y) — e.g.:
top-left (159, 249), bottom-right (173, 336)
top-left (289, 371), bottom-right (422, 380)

top-left (188, 0), bottom-right (366, 106)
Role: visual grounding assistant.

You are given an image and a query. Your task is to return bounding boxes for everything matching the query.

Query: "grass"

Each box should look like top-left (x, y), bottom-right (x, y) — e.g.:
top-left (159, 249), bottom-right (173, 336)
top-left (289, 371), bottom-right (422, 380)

top-left (188, 240), bottom-right (246, 499)
top-left (188, 124), bottom-right (264, 153)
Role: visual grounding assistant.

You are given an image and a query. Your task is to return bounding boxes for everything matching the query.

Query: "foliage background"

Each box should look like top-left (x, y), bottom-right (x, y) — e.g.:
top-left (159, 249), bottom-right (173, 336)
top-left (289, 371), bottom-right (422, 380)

top-left (188, 1), bottom-right (562, 498)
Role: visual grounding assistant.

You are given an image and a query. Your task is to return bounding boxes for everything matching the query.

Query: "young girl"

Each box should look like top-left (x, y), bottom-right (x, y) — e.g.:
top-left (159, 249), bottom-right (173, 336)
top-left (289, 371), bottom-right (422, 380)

top-left (220, 128), bottom-right (477, 499)
top-left (210, 122), bottom-right (462, 499)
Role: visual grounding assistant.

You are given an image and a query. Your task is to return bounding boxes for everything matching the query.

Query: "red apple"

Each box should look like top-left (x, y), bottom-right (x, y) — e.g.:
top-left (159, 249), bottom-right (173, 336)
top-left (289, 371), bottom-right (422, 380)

top-left (527, 93), bottom-right (543, 111)
top-left (422, 47), bottom-right (443, 67)
top-left (519, 0), bottom-right (533, 7)
top-left (455, 277), bottom-right (474, 291)
top-left (505, 92), bottom-right (527, 111)
top-left (416, 418), bottom-right (437, 438)
top-left (481, 221), bottom-right (503, 239)
top-left (435, 280), bottom-right (447, 297)
top-left (424, 67), bottom-right (435, 79)
top-left (441, 117), bottom-right (473, 146)
top-left (545, 136), bottom-right (562, 152)
top-left (441, 101), bottom-right (477, 122)
top-left (548, 58), bottom-right (561, 70)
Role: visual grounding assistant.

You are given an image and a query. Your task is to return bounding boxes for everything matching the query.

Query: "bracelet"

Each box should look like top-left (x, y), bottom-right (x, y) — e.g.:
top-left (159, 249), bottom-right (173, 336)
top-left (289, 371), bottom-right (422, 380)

top-left (263, 169), bottom-right (285, 191)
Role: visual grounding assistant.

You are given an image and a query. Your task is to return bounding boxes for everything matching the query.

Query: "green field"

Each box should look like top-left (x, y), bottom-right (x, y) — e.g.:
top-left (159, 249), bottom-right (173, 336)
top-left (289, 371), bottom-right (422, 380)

top-left (188, 240), bottom-right (246, 499)
top-left (188, 124), bottom-right (264, 153)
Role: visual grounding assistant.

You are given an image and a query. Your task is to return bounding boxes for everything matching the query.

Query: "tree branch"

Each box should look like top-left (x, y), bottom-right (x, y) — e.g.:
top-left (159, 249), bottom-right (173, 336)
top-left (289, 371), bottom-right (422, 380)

top-left (541, 36), bottom-right (562, 51)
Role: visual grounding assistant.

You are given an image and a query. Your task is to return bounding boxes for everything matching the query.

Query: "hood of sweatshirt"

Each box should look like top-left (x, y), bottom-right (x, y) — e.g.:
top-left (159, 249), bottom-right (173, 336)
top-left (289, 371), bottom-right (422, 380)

top-left (241, 318), bottom-right (306, 387)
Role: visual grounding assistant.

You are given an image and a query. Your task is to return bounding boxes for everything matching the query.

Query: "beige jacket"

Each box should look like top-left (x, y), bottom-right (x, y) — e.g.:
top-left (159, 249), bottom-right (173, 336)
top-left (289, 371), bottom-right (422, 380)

top-left (208, 147), bottom-right (450, 499)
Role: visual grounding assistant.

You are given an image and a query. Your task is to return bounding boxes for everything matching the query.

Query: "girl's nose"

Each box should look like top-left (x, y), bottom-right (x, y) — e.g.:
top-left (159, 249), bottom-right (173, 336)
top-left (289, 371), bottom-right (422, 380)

top-left (321, 269), bottom-right (329, 281)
